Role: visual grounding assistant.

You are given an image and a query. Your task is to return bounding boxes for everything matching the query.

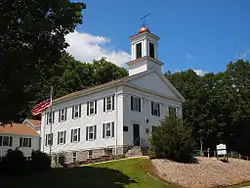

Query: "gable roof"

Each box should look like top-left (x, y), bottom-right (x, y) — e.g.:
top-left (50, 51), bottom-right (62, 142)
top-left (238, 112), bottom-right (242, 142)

top-left (24, 119), bottom-right (41, 128)
top-left (0, 123), bottom-right (39, 136)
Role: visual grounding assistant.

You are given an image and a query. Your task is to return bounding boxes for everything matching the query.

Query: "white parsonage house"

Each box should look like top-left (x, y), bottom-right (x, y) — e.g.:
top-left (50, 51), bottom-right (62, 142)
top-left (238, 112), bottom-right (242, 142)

top-left (41, 26), bottom-right (185, 163)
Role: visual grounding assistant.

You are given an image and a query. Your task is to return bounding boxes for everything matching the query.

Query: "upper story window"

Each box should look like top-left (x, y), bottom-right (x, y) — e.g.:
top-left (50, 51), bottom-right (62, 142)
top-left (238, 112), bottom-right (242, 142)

top-left (59, 108), bottom-right (67, 122)
top-left (58, 131), bottom-right (66, 144)
top-left (136, 43), bottom-right (142, 59)
top-left (19, 137), bottom-right (31, 147)
top-left (151, 102), bottom-right (160, 117)
top-left (46, 111), bottom-right (55, 124)
top-left (45, 133), bottom-right (53, 146)
top-left (86, 125), bottom-right (97, 141)
top-left (103, 122), bottom-right (114, 138)
top-left (149, 42), bottom-right (155, 58)
top-left (72, 105), bottom-right (81, 119)
top-left (87, 100), bottom-right (97, 115)
top-left (71, 128), bottom-right (80, 143)
top-left (131, 96), bottom-right (141, 112)
top-left (169, 106), bottom-right (178, 118)
top-left (103, 95), bottom-right (115, 112)
top-left (0, 136), bottom-right (13, 147)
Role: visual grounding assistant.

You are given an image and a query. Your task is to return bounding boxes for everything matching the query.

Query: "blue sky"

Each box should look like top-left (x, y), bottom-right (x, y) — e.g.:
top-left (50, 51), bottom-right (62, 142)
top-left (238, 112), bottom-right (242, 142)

top-left (67, 0), bottom-right (250, 75)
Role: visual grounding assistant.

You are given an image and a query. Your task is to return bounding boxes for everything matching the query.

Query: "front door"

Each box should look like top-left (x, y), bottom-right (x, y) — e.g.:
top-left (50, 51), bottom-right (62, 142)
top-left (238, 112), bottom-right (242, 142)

top-left (133, 124), bottom-right (140, 146)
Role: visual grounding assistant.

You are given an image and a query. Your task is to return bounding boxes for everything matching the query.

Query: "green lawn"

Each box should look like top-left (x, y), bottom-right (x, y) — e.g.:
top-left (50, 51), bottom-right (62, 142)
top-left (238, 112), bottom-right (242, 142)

top-left (228, 182), bottom-right (250, 188)
top-left (0, 158), bottom-right (175, 188)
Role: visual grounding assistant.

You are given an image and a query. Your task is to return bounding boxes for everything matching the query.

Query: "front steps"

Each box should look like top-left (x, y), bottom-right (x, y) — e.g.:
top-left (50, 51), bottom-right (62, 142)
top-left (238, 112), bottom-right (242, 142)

top-left (125, 146), bottom-right (149, 157)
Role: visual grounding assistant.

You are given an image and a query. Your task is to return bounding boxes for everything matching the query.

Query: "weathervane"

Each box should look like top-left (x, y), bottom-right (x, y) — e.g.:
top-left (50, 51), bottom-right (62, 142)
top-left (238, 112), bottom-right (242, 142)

top-left (140, 13), bottom-right (150, 27)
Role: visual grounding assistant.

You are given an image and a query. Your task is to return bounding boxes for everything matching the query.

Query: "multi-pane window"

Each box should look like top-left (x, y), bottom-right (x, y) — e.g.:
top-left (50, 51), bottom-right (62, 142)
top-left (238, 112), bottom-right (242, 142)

top-left (72, 152), bottom-right (77, 162)
top-left (72, 105), bottom-right (81, 119)
top-left (59, 108), bottom-right (67, 122)
top-left (86, 125), bottom-right (97, 141)
top-left (151, 102), bottom-right (160, 117)
top-left (149, 42), bottom-right (155, 58)
top-left (71, 128), bottom-right (80, 142)
top-left (45, 133), bottom-right (53, 146)
top-left (136, 43), bottom-right (142, 59)
top-left (88, 150), bottom-right (93, 159)
top-left (19, 137), bottom-right (31, 147)
top-left (103, 95), bottom-right (115, 112)
top-left (103, 122), bottom-right (115, 138)
top-left (169, 106), bottom-right (177, 118)
top-left (46, 112), bottom-right (55, 124)
top-left (57, 131), bottom-right (66, 144)
top-left (131, 96), bottom-right (141, 112)
top-left (0, 136), bottom-right (12, 147)
top-left (87, 101), bottom-right (97, 115)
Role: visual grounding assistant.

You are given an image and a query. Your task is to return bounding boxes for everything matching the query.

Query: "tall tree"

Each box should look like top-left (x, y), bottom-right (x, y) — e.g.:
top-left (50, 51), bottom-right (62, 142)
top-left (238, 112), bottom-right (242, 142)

top-left (0, 0), bottom-right (86, 124)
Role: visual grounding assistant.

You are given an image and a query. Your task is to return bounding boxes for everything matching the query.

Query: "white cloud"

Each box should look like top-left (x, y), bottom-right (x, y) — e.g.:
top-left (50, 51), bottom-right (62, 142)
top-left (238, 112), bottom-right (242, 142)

top-left (237, 49), bottom-right (250, 59)
top-left (194, 69), bottom-right (207, 76)
top-left (186, 53), bottom-right (194, 60)
top-left (65, 31), bottom-right (131, 66)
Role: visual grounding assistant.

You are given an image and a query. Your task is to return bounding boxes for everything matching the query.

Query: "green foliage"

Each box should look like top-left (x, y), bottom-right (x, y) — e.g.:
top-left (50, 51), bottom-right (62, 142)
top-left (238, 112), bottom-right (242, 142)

top-left (0, 0), bottom-right (86, 124)
top-left (149, 116), bottom-right (195, 162)
top-left (31, 150), bottom-right (51, 171)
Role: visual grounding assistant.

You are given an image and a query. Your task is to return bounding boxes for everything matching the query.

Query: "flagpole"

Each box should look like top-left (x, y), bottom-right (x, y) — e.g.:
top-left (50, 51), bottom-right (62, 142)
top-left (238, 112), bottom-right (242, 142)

top-left (49, 86), bottom-right (53, 159)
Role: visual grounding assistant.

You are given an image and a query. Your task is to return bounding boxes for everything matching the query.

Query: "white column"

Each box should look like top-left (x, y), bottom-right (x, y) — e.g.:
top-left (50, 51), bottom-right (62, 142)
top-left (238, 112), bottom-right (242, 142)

top-left (155, 43), bottom-right (158, 59)
top-left (143, 39), bottom-right (147, 57)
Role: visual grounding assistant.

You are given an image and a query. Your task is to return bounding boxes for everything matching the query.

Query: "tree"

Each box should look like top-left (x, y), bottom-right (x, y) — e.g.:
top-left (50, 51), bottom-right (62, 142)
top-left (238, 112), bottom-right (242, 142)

top-left (0, 0), bottom-right (86, 124)
top-left (149, 116), bottom-right (195, 162)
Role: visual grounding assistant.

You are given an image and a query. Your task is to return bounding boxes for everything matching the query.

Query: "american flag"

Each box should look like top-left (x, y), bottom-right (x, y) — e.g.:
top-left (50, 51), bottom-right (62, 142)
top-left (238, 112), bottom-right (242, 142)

top-left (32, 99), bottom-right (52, 116)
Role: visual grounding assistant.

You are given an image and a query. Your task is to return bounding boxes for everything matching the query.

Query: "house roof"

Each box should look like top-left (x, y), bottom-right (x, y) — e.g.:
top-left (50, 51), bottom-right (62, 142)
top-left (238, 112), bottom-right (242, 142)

top-left (0, 123), bottom-right (39, 136)
top-left (25, 119), bottom-right (41, 128)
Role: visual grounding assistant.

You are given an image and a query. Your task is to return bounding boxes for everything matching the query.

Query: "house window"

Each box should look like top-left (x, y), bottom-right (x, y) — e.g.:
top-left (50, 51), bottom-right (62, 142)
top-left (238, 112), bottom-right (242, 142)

top-left (103, 95), bottom-right (115, 112)
top-left (136, 43), bottom-right (142, 59)
top-left (71, 128), bottom-right (80, 142)
top-left (169, 106), bottom-right (177, 118)
top-left (45, 133), bottom-right (53, 146)
top-left (57, 131), bottom-right (66, 144)
top-left (72, 152), bottom-right (77, 162)
top-left (149, 42), bottom-right (155, 58)
top-left (105, 148), bottom-right (113, 156)
top-left (131, 96), bottom-right (141, 112)
top-left (59, 108), bottom-right (67, 122)
top-left (87, 101), bottom-right (97, 115)
top-left (103, 122), bottom-right (115, 138)
top-left (0, 136), bottom-right (12, 147)
top-left (72, 105), bottom-right (81, 119)
top-left (46, 112), bottom-right (55, 124)
top-left (86, 125), bottom-right (97, 141)
top-left (19, 137), bottom-right (32, 147)
top-left (123, 126), bottom-right (128, 132)
top-left (151, 102), bottom-right (160, 117)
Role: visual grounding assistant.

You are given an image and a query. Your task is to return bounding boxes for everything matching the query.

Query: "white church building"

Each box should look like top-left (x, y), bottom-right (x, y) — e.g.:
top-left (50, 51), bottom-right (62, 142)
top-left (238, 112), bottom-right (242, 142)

top-left (41, 26), bottom-right (185, 163)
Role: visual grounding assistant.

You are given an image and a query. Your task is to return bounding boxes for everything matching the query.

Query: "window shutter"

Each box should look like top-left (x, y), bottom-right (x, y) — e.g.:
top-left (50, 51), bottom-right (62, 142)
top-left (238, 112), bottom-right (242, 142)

top-left (103, 98), bottom-right (106, 112)
top-left (52, 112), bottom-right (55, 123)
top-left (139, 98), bottom-right (141, 112)
top-left (72, 107), bottom-right (74, 119)
top-left (103, 123), bottom-right (105, 138)
top-left (51, 134), bottom-right (53, 145)
top-left (86, 127), bottom-right (89, 141)
top-left (57, 132), bottom-right (60, 144)
top-left (131, 96), bottom-right (134, 111)
top-left (157, 103), bottom-right (160, 117)
top-left (29, 138), bottom-right (32, 147)
top-left (78, 128), bottom-right (80, 142)
top-left (79, 105), bottom-right (81, 118)
top-left (112, 122), bottom-right (115, 137)
top-left (71, 130), bottom-right (73, 142)
top-left (46, 114), bottom-right (48, 124)
top-left (65, 109), bottom-right (67, 120)
top-left (19, 137), bottom-right (22, 147)
top-left (45, 135), bottom-right (48, 146)
top-left (9, 137), bottom-right (13, 147)
top-left (95, 100), bottom-right (97, 114)
top-left (0, 136), bottom-right (2, 146)
top-left (94, 125), bottom-right (97, 139)
top-left (112, 95), bottom-right (115, 111)
top-left (151, 102), bottom-right (153, 115)
top-left (64, 131), bottom-right (66, 144)
top-left (87, 103), bottom-right (89, 115)
top-left (59, 110), bottom-right (61, 122)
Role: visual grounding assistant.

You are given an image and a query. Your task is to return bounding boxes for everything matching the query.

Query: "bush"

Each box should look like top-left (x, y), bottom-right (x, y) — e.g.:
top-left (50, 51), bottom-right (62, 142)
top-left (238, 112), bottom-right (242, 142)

top-left (31, 150), bottom-right (51, 171)
top-left (149, 116), bottom-right (195, 163)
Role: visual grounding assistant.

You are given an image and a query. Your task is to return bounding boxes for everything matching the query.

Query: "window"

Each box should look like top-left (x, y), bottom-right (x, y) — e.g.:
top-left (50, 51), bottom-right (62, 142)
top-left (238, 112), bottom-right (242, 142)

top-left (103, 95), bottom-right (115, 112)
top-left (19, 137), bottom-right (31, 147)
top-left (105, 148), bottom-right (112, 156)
top-left (88, 150), bottom-right (93, 158)
top-left (0, 136), bottom-right (12, 147)
top-left (149, 42), bottom-right (155, 58)
top-left (103, 122), bottom-right (114, 138)
top-left (59, 108), bottom-right (67, 122)
top-left (72, 105), bottom-right (81, 119)
top-left (87, 100), bottom-right (97, 115)
top-left (57, 131), bottom-right (66, 144)
top-left (136, 43), bottom-right (142, 59)
top-left (86, 125), bottom-right (97, 141)
top-left (71, 128), bottom-right (80, 142)
top-left (169, 106), bottom-right (177, 118)
top-left (45, 133), bottom-right (53, 146)
top-left (123, 126), bottom-right (128, 132)
top-left (131, 96), bottom-right (141, 112)
top-left (151, 102), bottom-right (160, 117)
top-left (46, 112), bottom-right (55, 124)
top-left (72, 152), bottom-right (77, 162)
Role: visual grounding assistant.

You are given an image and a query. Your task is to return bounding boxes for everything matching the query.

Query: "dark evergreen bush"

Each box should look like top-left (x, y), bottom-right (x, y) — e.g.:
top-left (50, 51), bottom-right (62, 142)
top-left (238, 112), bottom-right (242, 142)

top-left (31, 150), bottom-right (51, 171)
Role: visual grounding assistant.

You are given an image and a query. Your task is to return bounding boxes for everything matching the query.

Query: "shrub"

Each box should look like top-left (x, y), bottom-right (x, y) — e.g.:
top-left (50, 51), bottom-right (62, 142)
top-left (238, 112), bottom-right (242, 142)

top-left (149, 116), bottom-right (195, 163)
top-left (31, 150), bottom-right (51, 171)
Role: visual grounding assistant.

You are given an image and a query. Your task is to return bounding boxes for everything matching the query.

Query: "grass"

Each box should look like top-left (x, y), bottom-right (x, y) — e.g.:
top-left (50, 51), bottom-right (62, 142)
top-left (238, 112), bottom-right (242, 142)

top-left (227, 181), bottom-right (250, 187)
top-left (0, 158), bottom-right (176, 188)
